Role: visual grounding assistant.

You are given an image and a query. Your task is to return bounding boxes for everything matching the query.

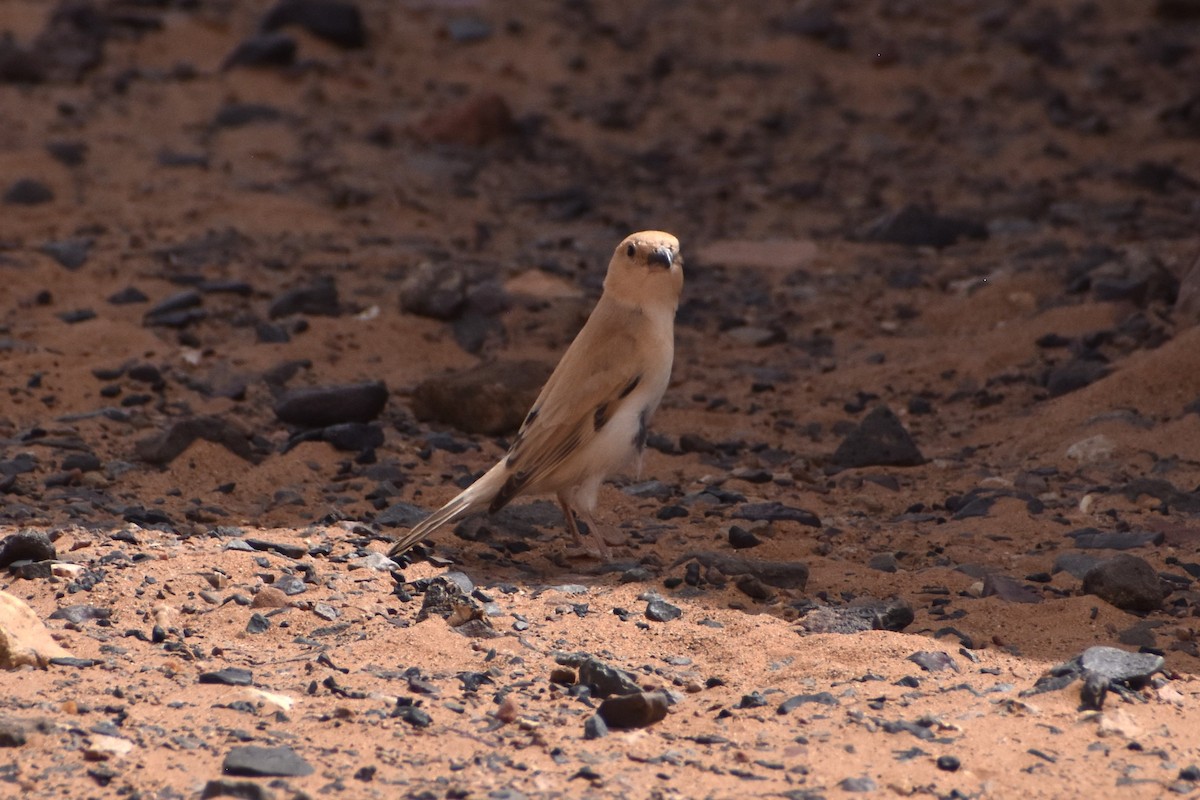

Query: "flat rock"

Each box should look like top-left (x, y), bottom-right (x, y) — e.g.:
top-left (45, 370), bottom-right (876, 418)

top-left (274, 381), bottom-right (388, 427)
top-left (733, 502), bottom-right (821, 527)
top-left (221, 745), bottom-right (313, 778)
top-left (0, 590), bottom-right (74, 669)
top-left (800, 597), bottom-right (914, 633)
top-left (1066, 528), bottom-right (1164, 550)
top-left (199, 667), bottom-right (254, 686)
top-left (832, 405), bottom-right (924, 468)
top-left (412, 360), bottom-right (552, 435)
top-left (860, 204), bottom-right (987, 248)
top-left (981, 573), bottom-right (1043, 604)
top-left (1079, 646), bottom-right (1164, 684)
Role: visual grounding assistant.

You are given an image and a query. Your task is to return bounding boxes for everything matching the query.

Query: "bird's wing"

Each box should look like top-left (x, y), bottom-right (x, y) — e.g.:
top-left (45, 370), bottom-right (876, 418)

top-left (487, 302), bottom-right (647, 512)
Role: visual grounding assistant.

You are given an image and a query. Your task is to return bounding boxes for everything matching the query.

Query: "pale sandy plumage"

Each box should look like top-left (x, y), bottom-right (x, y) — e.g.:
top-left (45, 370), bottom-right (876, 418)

top-left (387, 231), bottom-right (684, 558)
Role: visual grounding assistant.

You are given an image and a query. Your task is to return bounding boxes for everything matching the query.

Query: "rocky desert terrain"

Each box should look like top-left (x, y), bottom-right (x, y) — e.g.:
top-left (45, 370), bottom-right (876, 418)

top-left (2, 0), bottom-right (1200, 798)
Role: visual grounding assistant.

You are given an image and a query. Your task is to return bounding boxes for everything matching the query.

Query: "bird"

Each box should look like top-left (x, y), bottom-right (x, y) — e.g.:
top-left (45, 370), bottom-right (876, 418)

top-left (387, 230), bottom-right (684, 559)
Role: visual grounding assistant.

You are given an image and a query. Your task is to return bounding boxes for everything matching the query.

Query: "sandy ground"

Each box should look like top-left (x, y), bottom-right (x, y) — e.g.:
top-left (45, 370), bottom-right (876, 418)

top-left (2, 0), bottom-right (1200, 798)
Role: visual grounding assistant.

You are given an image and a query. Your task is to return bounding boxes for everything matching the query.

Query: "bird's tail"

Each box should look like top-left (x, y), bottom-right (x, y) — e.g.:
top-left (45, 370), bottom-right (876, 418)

top-left (386, 463), bottom-right (503, 558)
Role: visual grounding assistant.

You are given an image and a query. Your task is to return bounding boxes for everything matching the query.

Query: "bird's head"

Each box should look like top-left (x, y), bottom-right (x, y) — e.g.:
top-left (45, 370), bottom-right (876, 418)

top-left (603, 230), bottom-right (684, 311)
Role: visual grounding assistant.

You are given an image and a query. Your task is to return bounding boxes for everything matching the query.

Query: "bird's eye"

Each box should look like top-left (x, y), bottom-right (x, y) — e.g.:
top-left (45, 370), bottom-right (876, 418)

top-left (625, 243), bottom-right (636, 258)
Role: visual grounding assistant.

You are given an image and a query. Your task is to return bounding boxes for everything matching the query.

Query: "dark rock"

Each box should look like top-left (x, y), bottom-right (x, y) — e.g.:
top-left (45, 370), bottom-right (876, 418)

top-left (1082, 554), bottom-right (1164, 612)
top-left (777, 6), bottom-right (849, 48)
top-left (936, 755), bottom-right (961, 772)
top-left (832, 405), bottom-right (924, 468)
top-left (255, 322), bottom-right (290, 343)
top-left (3, 179), bottom-right (54, 205)
top-left (57, 308), bottom-right (95, 324)
top-left (981, 573), bottom-right (1043, 604)
top-left (201, 779), bottom-right (274, 800)
top-left (732, 502), bottom-right (820, 527)
top-left (0, 454), bottom-right (37, 477)
top-left (61, 453), bottom-right (101, 472)
top-left (1121, 478), bottom-right (1200, 514)
top-left (1045, 359), bottom-right (1110, 397)
top-left (673, 552), bottom-right (809, 590)
top-left (48, 605), bottom-right (110, 624)
top-left (0, 530), bottom-right (56, 567)
top-left (136, 416), bottom-right (260, 465)
top-left (839, 777), bottom-right (878, 793)
top-left (144, 289), bottom-right (202, 320)
top-left (274, 381), bottom-right (388, 427)
top-left (46, 140), bottom-right (87, 166)
top-left (400, 262), bottom-right (468, 320)
top-left (214, 103), bottom-right (283, 128)
top-left (199, 667), bottom-right (254, 686)
top-left (268, 276), bottom-right (339, 318)
top-left (244, 539), bottom-right (308, 559)
top-left (728, 525), bottom-right (761, 549)
top-left (735, 575), bottom-right (773, 600)
top-left (1079, 646), bottom-right (1164, 684)
top-left (860, 204), bottom-right (987, 248)
top-left (445, 17), bottom-right (492, 43)
top-left (261, 0), bottom-right (366, 48)
top-left (274, 575), bottom-right (306, 595)
top-left (645, 599), bottom-right (682, 622)
top-left (867, 553), bottom-right (899, 573)
top-left (376, 502), bottom-right (426, 528)
top-left (1067, 528), bottom-right (1164, 550)
top-left (800, 597), bottom-right (914, 634)
top-left (157, 150), bottom-right (209, 168)
top-left (221, 745), bottom-right (313, 778)
top-left (108, 287), bottom-right (148, 305)
top-left (577, 657), bottom-right (640, 698)
top-left (583, 714), bottom-right (608, 739)
top-left (392, 702), bottom-right (432, 728)
top-left (0, 720), bottom-right (27, 748)
top-left (597, 691), bottom-right (669, 729)
top-left (9, 561), bottom-right (52, 579)
top-left (223, 32), bottom-right (296, 69)
top-left (246, 613), bottom-right (270, 634)
top-left (41, 238), bottom-right (91, 270)
top-left (321, 422), bottom-right (384, 452)
top-left (907, 651), bottom-right (959, 672)
top-left (412, 360), bottom-right (552, 435)
top-left (777, 692), bottom-right (838, 714)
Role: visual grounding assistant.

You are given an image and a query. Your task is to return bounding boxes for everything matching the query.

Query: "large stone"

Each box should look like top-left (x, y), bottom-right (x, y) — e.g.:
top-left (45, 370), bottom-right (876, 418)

top-left (412, 360), bottom-right (552, 435)
top-left (274, 381), bottom-right (388, 427)
top-left (832, 405), bottom-right (924, 468)
top-left (221, 745), bottom-right (313, 778)
top-left (1082, 554), bottom-right (1164, 612)
top-left (0, 590), bottom-right (74, 669)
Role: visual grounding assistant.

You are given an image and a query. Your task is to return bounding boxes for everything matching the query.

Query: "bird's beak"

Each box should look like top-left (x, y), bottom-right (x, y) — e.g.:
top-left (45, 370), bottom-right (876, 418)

top-left (647, 247), bottom-right (675, 269)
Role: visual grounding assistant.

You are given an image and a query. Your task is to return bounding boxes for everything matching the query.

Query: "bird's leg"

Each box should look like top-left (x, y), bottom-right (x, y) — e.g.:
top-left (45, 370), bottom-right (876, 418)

top-left (576, 507), bottom-right (613, 559)
top-left (558, 496), bottom-right (610, 559)
top-left (558, 497), bottom-right (586, 547)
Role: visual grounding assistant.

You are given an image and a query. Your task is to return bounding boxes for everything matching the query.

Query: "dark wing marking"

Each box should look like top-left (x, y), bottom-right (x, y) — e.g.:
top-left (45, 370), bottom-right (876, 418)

top-left (633, 407), bottom-right (649, 451)
top-left (618, 375), bottom-right (641, 399)
top-left (593, 402), bottom-right (610, 431)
